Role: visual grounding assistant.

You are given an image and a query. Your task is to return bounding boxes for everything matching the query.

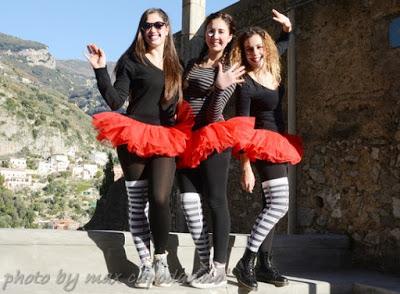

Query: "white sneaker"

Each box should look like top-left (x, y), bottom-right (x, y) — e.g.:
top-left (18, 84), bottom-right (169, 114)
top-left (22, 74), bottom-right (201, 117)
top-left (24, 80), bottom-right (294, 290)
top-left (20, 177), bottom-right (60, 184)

top-left (153, 253), bottom-right (173, 287)
top-left (186, 262), bottom-right (209, 284)
top-left (190, 263), bottom-right (227, 289)
top-left (135, 263), bottom-right (155, 289)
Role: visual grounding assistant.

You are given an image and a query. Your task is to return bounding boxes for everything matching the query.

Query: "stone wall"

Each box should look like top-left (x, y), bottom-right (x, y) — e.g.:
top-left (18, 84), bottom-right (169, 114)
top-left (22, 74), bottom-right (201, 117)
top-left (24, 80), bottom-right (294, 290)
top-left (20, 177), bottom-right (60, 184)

top-left (175, 0), bottom-right (400, 273)
top-left (294, 0), bottom-right (400, 273)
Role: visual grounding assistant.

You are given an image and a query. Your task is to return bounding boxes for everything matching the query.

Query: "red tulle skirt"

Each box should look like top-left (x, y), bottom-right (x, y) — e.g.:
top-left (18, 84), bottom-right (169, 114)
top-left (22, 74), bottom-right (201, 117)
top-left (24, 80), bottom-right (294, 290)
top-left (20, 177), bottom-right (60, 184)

top-left (232, 125), bottom-right (304, 165)
top-left (177, 117), bottom-right (256, 169)
top-left (92, 101), bottom-right (193, 158)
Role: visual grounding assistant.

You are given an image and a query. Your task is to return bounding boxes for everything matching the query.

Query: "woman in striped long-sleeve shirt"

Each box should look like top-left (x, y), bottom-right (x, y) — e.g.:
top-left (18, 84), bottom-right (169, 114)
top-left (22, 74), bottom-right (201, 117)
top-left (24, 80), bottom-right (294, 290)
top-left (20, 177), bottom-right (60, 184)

top-left (177, 12), bottom-right (247, 289)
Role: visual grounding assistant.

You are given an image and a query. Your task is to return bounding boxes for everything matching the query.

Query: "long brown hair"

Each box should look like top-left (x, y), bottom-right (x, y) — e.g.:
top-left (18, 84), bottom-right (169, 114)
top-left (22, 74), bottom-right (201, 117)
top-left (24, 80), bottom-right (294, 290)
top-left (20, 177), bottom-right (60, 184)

top-left (115, 8), bottom-right (182, 102)
top-left (231, 27), bottom-right (281, 83)
top-left (196, 12), bottom-right (236, 66)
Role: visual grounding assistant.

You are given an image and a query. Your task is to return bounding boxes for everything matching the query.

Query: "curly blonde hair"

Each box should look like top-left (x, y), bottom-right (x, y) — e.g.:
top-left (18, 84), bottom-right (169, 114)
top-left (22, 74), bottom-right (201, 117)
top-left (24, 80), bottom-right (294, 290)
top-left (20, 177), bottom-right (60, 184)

top-left (231, 27), bottom-right (281, 83)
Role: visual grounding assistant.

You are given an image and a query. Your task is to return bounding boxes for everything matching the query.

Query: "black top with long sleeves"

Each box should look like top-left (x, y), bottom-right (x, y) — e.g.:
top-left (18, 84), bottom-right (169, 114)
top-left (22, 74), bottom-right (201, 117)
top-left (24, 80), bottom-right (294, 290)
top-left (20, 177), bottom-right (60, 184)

top-left (236, 75), bottom-right (285, 133)
top-left (235, 31), bottom-right (290, 133)
top-left (94, 54), bottom-right (177, 126)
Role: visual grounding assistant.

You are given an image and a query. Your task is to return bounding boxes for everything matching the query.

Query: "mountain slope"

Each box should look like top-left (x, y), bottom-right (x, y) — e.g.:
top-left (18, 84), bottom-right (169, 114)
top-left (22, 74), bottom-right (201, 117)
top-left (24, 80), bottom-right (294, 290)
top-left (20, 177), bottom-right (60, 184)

top-left (0, 32), bottom-right (106, 157)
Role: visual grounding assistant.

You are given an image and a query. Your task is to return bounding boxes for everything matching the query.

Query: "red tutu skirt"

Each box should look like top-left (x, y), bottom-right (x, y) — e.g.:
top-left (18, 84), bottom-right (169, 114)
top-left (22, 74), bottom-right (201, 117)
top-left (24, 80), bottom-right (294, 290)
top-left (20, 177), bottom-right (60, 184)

top-left (92, 101), bottom-right (193, 158)
top-left (174, 100), bottom-right (195, 137)
top-left (177, 117), bottom-right (255, 169)
top-left (232, 126), bottom-right (303, 165)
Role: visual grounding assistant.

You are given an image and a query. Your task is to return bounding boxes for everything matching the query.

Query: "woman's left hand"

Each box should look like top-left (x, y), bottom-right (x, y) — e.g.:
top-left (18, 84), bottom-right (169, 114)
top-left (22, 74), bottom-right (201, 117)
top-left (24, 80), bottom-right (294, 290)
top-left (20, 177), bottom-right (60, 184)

top-left (272, 9), bottom-right (292, 32)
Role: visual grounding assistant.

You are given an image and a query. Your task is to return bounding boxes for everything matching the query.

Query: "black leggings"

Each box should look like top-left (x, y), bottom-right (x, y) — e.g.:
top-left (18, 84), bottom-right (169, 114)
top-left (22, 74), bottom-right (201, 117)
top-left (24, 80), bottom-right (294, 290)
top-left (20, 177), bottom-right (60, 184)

top-left (178, 149), bottom-right (231, 263)
top-left (255, 161), bottom-right (288, 254)
top-left (117, 145), bottom-right (175, 254)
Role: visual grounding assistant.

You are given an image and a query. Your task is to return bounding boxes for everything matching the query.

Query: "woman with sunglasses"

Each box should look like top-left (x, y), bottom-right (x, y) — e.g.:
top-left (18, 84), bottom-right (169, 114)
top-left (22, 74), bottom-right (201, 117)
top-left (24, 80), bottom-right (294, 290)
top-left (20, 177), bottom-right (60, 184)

top-left (230, 11), bottom-right (303, 291)
top-left (86, 8), bottom-right (187, 289)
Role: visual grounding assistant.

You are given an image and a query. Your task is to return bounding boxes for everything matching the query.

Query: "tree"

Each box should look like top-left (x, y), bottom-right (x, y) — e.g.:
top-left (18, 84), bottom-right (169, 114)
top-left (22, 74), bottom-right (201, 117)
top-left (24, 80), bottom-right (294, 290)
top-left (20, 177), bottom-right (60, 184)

top-left (26, 158), bottom-right (38, 170)
top-left (98, 152), bottom-right (114, 199)
top-left (0, 188), bottom-right (37, 228)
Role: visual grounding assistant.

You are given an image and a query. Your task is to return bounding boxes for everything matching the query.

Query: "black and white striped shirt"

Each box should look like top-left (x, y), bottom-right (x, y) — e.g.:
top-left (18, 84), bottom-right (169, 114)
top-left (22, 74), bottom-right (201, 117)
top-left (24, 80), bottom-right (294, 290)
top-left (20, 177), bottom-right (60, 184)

top-left (183, 61), bottom-right (236, 130)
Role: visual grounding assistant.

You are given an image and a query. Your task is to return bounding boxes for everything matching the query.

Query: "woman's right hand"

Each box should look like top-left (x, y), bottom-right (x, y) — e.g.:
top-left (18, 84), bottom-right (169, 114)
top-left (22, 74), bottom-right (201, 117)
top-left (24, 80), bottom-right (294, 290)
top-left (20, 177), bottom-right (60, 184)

top-left (85, 44), bottom-right (106, 69)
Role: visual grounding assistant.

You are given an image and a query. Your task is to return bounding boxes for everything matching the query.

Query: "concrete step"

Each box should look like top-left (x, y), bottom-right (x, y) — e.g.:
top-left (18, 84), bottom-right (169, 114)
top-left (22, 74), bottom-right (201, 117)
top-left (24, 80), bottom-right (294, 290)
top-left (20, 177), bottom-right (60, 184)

top-left (289, 270), bottom-right (400, 294)
top-left (0, 274), bottom-right (331, 294)
top-left (246, 233), bottom-right (352, 271)
top-left (353, 284), bottom-right (400, 294)
top-left (2, 270), bottom-right (399, 294)
top-left (1, 228), bottom-right (389, 294)
top-left (0, 229), bottom-right (351, 275)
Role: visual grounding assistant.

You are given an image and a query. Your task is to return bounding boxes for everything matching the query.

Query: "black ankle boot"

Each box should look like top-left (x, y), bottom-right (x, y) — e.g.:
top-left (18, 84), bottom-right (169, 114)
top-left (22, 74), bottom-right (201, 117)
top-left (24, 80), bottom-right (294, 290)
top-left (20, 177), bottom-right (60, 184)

top-left (256, 251), bottom-right (288, 287)
top-left (233, 248), bottom-right (258, 291)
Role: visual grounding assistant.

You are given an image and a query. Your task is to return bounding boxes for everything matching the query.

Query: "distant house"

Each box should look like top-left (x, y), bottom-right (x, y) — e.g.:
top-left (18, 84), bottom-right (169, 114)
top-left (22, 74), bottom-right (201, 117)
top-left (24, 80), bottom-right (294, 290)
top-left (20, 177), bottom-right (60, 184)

top-left (67, 147), bottom-right (77, 159)
top-left (50, 154), bottom-right (69, 172)
top-left (10, 157), bottom-right (27, 169)
top-left (83, 164), bottom-right (97, 179)
top-left (72, 164), bottom-right (98, 180)
top-left (52, 218), bottom-right (80, 230)
top-left (81, 187), bottom-right (98, 199)
top-left (0, 167), bottom-right (32, 191)
top-left (72, 165), bottom-right (84, 178)
top-left (37, 161), bottom-right (52, 175)
top-left (90, 151), bottom-right (108, 166)
top-left (34, 219), bottom-right (53, 229)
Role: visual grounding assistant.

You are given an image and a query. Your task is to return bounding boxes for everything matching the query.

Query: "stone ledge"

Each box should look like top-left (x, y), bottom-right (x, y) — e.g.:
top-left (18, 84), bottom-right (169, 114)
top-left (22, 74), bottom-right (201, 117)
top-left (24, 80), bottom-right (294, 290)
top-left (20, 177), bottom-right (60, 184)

top-left (0, 228), bottom-right (349, 248)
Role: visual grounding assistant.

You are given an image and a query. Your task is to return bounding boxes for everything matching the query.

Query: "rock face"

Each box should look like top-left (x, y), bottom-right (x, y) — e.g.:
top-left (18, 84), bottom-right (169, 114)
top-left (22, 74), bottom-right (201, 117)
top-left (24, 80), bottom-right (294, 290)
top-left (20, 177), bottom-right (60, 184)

top-left (0, 32), bottom-right (55, 69)
top-left (174, 0), bottom-right (400, 273)
top-left (16, 48), bottom-right (56, 69)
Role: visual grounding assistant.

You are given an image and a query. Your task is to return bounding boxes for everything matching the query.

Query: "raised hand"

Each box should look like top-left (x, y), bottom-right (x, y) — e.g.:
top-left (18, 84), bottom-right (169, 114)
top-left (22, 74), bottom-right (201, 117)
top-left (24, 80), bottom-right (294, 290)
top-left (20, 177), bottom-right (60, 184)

top-left (85, 43), bottom-right (106, 69)
top-left (272, 9), bottom-right (292, 32)
top-left (214, 62), bottom-right (245, 90)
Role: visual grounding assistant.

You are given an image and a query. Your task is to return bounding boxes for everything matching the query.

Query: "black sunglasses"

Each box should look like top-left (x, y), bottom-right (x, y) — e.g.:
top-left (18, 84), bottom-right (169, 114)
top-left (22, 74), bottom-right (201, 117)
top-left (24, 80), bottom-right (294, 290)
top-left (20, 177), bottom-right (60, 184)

top-left (142, 21), bottom-right (166, 31)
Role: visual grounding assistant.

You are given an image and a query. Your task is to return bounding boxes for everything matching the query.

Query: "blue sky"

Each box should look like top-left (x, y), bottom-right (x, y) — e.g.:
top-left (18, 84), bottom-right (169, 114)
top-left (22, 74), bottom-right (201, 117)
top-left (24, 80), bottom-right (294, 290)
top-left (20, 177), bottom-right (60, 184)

top-left (0, 0), bottom-right (238, 61)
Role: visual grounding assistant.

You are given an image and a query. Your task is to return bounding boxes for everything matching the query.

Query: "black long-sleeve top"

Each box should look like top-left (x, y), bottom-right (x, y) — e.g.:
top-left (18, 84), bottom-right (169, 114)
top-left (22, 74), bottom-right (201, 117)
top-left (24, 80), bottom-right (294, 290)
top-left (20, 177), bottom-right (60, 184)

top-left (94, 54), bottom-right (177, 126)
top-left (276, 31), bottom-right (290, 56)
top-left (235, 31), bottom-right (290, 133)
top-left (236, 75), bottom-right (285, 133)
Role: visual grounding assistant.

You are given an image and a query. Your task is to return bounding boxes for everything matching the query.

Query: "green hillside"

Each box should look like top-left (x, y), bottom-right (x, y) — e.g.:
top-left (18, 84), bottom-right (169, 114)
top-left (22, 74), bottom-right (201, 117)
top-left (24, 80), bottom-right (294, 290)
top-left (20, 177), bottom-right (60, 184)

top-left (0, 32), bottom-right (47, 52)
